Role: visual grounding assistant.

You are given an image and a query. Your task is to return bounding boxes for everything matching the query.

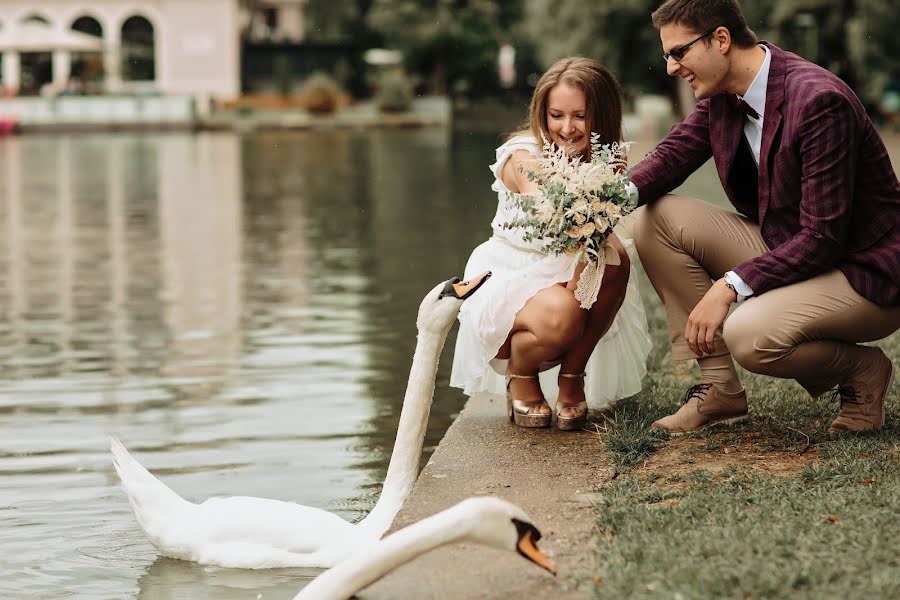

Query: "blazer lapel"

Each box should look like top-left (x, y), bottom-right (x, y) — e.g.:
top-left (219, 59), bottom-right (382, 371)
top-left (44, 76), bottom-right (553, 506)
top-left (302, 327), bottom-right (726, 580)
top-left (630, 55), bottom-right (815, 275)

top-left (757, 42), bottom-right (786, 226)
top-left (712, 98), bottom-right (746, 206)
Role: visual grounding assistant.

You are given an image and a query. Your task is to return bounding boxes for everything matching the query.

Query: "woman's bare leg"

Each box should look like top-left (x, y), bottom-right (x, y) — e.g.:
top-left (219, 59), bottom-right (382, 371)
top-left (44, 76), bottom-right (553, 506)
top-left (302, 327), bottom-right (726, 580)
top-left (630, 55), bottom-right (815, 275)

top-left (495, 235), bottom-right (632, 415)
top-left (557, 237), bottom-right (631, 411)
top-left (497, 286), bottom-right (586, 415)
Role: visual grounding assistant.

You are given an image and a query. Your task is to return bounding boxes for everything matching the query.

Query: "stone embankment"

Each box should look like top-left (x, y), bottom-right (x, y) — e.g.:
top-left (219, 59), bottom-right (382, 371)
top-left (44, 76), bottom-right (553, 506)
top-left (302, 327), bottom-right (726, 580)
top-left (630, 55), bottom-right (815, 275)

top-left (362, 393), bottom-right (614, 600)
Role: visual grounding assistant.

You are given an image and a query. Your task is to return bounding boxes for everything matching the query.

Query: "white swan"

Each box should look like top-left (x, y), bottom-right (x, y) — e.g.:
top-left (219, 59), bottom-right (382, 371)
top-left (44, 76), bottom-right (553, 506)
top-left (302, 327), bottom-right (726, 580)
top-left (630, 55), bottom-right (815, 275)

top-left (293, 496), bottom-right (556, 600)
top-left (110, 273), bottom-right (492, 569)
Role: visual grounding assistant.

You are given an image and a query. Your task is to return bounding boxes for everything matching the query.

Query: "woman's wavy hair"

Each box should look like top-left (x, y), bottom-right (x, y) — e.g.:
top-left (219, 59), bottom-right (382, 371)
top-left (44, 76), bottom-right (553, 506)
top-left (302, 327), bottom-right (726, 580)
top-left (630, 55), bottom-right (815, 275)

top-left (515, 57), bottom-right (623, 154)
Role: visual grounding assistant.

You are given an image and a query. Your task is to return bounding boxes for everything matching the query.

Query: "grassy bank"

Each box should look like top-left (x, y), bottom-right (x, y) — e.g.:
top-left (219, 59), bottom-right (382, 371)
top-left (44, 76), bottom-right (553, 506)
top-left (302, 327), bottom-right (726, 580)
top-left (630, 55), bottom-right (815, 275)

top-left (590, 267), bottom-right (900, 598)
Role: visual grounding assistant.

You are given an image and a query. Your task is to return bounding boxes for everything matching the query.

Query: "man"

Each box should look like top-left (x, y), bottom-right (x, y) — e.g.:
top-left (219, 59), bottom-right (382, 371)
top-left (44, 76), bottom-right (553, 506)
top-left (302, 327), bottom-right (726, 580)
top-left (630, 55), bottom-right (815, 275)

top-left (630, 0), bottom-right (900, 433)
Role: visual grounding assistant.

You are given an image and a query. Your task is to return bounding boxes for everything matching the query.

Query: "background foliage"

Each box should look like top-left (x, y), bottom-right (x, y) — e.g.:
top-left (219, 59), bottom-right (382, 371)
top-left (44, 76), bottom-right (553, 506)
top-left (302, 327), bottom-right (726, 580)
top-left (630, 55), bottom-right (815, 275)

top-left (367, 0), bottom-right (507, 95)
top-left (298, 0), bottom-right (899, 112)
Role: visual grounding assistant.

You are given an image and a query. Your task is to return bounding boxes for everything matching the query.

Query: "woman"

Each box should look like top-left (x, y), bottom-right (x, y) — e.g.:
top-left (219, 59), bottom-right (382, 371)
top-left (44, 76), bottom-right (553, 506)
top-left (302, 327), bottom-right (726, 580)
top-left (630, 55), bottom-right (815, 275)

top-left (450, 57), bottom-right (651, 430)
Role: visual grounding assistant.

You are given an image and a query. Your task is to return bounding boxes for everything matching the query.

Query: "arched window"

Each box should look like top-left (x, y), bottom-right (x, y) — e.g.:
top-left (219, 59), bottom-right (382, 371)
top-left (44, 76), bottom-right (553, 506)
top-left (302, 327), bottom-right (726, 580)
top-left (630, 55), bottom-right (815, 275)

top-left (70, 16), bottom-right (105, 94)
top-left (18, 15), bottom-right (54, 96)
top-left (21, 14), bottom-right (51, 26)
top-left (121, 15), bottom-right (155, 82)
top-left (71, 16), bottom-right (103, 38)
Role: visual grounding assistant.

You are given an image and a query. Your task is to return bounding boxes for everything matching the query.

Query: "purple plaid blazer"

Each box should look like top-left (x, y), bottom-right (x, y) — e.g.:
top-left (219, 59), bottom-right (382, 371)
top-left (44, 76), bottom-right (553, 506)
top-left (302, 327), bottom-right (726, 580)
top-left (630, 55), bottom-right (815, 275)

top-left (631, 43), bottom-right (900, 307)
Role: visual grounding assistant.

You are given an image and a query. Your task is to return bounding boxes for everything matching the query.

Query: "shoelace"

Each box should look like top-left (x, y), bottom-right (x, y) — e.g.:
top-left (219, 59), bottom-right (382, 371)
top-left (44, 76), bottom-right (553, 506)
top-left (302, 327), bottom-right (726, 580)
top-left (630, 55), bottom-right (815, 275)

top-left (827, 385), bottom-right (863, 407)
top-left (683, 383), bottom-right (713, 404)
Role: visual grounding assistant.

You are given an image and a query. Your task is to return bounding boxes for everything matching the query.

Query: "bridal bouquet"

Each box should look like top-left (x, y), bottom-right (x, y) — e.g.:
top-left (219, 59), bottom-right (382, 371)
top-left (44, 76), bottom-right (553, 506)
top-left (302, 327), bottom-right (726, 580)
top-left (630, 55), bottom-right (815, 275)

top-left (502, 132), bottom-right (634, 309)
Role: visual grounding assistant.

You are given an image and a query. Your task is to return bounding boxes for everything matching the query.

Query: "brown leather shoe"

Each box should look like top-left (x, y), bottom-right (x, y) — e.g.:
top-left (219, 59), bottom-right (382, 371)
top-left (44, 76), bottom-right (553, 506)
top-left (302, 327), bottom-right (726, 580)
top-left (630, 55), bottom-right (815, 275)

top-left (829, 349), bottom-right (894, 433)
top-left (651, 383), bottom-right (749, 435)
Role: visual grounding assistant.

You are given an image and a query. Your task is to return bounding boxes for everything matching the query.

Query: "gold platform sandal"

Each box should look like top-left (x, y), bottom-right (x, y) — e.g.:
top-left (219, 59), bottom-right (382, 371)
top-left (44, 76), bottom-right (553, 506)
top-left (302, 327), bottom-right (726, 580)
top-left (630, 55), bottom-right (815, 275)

top-left (506, 373), bottom-right (552, 428)
top-left (556, 372), bottom-right (588, 431)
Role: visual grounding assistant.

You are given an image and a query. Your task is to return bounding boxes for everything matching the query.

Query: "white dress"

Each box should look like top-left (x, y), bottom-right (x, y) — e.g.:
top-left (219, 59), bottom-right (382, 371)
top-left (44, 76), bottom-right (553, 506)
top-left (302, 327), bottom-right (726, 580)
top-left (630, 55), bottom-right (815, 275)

top-left (449, 135), bottom-right (652, 407)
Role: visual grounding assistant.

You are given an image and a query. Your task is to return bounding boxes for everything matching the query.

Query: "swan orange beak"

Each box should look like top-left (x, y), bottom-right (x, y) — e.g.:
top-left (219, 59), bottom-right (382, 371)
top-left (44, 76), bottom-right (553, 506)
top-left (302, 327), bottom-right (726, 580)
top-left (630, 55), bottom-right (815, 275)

top-left (516, 528), bottom-right (557, 575)
top-left (439, 271), bottom-right (491, 300)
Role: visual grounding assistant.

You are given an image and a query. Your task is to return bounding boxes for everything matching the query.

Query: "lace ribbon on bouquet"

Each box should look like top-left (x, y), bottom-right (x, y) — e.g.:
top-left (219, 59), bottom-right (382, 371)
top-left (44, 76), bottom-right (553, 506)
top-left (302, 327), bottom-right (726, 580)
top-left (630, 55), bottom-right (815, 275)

top-left (574, 241), bottom-right (620, 309)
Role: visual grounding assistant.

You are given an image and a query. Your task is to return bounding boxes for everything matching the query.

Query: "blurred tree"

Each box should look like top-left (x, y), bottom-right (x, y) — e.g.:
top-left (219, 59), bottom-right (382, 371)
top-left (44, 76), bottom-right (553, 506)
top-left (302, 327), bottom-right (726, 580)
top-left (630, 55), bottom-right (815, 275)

top-left (366, 0), bottom-right (505, 95)
top-left (738, 0), bottom-right (779, 38)
top-left (855, 0), bottom-right (900, 105)
top-left (302, 0), bottom-right (384, 98)
top-left (764, 0), bottom-right (897, 105)
top-left (294, 0), bottom-right (897, 109)
top-left (519, 0), bottom-right (672, 98)
top-left (302, 0), bottom-right (363, 41)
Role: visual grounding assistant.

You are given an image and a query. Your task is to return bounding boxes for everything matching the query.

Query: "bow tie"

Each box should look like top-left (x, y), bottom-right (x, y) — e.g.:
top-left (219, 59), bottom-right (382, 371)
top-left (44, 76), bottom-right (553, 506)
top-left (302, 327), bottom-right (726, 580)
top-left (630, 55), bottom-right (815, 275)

top-left (733, 96), bottom-right (760, 120)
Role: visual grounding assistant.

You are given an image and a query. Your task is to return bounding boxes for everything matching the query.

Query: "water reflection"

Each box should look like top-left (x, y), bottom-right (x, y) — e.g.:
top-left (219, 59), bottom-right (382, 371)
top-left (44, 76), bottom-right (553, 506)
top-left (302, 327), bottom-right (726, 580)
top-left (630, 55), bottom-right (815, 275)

top-left (136, 557), bottom-right (316, 600)
top-left (0, 128), bottom-right (500, 597)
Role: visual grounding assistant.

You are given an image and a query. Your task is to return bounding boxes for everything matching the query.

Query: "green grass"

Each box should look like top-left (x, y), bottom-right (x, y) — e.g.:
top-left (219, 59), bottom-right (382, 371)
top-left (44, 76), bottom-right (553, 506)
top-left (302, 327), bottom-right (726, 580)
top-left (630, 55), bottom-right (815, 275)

top-left (590, 265), bottom-right (900, 598)
top-left (593, 455), bottom-right (900, 598)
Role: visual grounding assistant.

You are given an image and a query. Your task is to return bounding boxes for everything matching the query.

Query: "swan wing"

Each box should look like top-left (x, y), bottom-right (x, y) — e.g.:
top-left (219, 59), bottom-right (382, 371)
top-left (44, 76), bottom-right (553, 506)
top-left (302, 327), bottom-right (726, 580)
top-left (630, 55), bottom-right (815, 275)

top-left (195, 537), bottom-right (366, 569)
top-left (196, 495), bottom-right (355, 553)
top-left (111, 438), bottom-right (356, 568)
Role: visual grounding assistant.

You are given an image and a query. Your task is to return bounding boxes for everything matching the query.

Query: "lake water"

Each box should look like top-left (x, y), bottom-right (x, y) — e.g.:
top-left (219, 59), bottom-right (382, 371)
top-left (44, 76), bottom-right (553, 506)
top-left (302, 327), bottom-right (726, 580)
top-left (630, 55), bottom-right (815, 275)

top-left (0, 128), bottom-right (515, 599)
top-left (0, 122), bottom-right (759, 598)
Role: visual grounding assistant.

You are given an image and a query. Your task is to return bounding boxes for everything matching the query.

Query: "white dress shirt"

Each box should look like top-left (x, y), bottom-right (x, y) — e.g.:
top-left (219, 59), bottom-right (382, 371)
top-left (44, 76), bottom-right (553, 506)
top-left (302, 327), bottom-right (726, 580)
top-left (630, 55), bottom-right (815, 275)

top-left (724, 44), bottom-right (771, 301)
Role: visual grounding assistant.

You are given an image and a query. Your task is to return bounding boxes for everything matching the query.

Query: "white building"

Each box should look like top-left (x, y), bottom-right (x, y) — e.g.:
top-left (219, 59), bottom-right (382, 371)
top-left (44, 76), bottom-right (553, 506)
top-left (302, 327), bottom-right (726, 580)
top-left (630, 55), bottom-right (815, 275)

top-left (0, 1), bottom-right (242, 108)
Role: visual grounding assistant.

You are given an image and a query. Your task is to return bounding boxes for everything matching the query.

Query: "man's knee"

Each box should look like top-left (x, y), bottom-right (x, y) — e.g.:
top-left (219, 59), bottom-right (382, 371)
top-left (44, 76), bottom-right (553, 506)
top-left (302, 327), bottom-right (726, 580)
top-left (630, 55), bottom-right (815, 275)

top-left (633, 195), bottom-right (689, 255)
top-left (723, 309), bottom-right (793, 374)
top-left (632, 205), bottom-right (656, 257)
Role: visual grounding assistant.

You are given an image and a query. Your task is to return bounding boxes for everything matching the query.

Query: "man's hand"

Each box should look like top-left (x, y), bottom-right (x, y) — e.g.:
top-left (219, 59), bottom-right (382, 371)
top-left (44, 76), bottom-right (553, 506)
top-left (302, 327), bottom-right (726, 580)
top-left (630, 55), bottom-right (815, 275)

top-left (685, 279), bottom-right (737, 356)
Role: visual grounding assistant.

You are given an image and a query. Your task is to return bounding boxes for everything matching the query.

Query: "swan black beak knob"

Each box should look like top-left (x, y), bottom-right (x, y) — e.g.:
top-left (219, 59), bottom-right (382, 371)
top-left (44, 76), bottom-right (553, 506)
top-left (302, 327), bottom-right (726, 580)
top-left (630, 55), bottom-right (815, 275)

top-left (439, 271), bottom-right (491, 300)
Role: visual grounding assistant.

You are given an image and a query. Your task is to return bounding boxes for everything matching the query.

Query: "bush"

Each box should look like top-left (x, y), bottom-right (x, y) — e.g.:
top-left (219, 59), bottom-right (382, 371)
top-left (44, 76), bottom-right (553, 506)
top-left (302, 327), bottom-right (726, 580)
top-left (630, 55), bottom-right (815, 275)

top-left (298, 72), bottom-right (345, 114)
top-left (374, 68), bottom-right (414, 113)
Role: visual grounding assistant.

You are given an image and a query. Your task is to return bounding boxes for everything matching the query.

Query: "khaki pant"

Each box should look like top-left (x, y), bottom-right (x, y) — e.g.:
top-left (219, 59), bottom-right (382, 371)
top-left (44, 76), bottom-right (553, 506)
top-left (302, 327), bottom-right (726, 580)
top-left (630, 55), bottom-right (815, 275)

top-left (634, 195), bottom-right (900, 395)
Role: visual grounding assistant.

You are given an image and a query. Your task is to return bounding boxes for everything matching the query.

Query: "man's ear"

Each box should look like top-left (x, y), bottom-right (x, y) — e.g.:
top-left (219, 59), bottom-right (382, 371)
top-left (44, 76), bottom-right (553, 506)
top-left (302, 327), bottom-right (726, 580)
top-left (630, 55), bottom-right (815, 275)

top-left (713, 26), bottom-right (732, 54)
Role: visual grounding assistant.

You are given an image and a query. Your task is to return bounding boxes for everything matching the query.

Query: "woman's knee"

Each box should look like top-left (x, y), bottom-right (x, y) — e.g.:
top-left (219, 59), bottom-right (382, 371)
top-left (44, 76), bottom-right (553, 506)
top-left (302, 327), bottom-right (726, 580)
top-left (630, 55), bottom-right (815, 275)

top-left (529, 290), bottom-right (585, 348)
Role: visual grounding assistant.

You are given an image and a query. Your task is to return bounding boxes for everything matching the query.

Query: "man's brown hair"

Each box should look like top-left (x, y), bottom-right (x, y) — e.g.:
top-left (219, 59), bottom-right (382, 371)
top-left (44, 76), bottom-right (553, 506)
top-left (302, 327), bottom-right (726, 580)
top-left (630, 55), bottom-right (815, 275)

top-left (652, 0), bottom-right (758, 48)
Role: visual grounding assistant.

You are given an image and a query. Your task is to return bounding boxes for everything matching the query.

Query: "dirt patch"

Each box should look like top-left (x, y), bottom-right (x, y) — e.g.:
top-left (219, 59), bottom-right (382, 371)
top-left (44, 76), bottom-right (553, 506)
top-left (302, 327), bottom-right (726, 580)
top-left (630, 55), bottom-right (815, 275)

top-left (635, 430), bottom-right (819, 481)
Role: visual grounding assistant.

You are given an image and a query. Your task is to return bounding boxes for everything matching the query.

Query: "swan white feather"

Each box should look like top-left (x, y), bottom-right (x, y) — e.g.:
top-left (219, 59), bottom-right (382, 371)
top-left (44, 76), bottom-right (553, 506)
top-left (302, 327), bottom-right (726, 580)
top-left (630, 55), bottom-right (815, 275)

top-left (111, 275), bottom-right (488, 569)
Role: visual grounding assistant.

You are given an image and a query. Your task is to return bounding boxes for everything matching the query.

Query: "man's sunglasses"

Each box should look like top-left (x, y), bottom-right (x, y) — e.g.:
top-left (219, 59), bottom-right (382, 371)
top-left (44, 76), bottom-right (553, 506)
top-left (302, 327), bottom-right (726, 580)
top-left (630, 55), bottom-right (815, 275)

top-left (663, 28), bottom-right (717, 63)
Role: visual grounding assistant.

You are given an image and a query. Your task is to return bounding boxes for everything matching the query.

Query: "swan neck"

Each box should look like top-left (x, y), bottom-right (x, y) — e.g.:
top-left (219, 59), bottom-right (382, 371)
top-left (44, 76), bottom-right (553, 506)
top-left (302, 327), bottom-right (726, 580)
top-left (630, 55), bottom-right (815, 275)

top-left (357, 325), bottom-right (447, 535)
top-left (294, 508), bottom-right (467, 599)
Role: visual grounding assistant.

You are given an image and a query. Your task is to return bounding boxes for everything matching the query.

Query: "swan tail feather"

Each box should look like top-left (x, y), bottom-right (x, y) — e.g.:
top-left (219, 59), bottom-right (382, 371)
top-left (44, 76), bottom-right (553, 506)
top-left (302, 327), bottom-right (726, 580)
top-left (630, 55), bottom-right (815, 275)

top-left (109, 437), bottom-right (193, 539)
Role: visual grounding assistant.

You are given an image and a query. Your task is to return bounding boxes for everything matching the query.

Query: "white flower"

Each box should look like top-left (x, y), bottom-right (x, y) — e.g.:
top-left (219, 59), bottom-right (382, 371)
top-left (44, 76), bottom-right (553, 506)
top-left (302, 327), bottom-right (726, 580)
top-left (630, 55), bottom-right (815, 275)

top-left (580, 222), bottom-right (596, 237)
top-left (536, 201), bottom-right (556, 222)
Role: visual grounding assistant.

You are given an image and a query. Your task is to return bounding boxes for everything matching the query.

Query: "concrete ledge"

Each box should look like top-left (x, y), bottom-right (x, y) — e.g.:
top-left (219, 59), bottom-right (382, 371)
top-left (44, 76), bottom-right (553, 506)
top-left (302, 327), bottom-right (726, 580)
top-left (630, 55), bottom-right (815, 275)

top-left (361, 393), bottom-right (614, 599)
top-left (0, 95), bottom-right (196, 130)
